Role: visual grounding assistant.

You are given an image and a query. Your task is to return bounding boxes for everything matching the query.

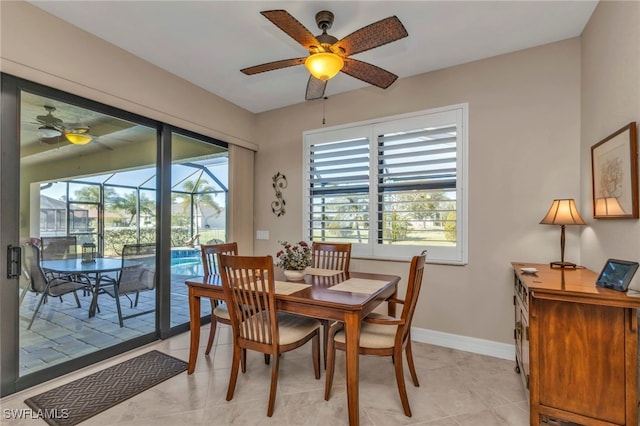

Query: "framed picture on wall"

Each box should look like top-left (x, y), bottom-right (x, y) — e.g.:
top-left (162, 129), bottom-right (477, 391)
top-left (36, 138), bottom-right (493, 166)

top-left (591, 122), bottom-right (638, 219)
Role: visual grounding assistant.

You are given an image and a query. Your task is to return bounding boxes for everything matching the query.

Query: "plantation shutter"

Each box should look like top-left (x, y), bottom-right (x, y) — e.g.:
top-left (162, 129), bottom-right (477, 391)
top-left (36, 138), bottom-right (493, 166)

top-left (377, 124), bottom-right (458, 245)
top-left (304, 104), bottom-right (467, 264)
top-left (308, 136), bottom-right (370, 243)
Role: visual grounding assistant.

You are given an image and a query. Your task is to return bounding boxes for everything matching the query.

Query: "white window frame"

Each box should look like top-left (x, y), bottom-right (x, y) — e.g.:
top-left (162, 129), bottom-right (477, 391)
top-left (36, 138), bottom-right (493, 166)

top-left (303, 104), bottom-right (468, 265)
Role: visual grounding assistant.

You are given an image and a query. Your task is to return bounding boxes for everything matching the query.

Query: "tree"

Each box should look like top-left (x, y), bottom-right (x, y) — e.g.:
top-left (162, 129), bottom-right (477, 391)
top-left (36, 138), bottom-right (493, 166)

top-left (444, 210), bottom-right (456, 242)
top-left (383, 211), bottom-right (411, 242)
top-left (409, 192), bottom-right (450, 227)
top-left (112, 192), bottom-right (155, 226)
top-left (324, 195), bottom-right (369, 243)
top-left (173, 179), bottom-right (222, 232)
top-left (74, 185), bottom-right (117, 204)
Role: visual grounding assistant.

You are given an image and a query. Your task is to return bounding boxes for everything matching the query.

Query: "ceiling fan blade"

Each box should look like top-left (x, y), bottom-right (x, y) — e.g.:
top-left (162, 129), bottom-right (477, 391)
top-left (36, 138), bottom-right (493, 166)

top-left (36, 114), bottom-right (63, 128)
top-left (332, 16), bottom-right (408, 57)
top-left (261, 10), bottom-right (321, 51)
top-left (341, 58), bottom-right (398, 89)
top-left (305, 76), bottom-right (327, 100)
top-left (241, 58), bottom-right (306, 75)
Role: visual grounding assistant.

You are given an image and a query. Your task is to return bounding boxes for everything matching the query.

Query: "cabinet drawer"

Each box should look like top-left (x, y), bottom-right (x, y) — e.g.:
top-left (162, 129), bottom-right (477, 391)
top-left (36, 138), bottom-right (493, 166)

top-left (514, 301), bottom-right (530, 389)
top-left (514, 275), bottom-right (529, 311)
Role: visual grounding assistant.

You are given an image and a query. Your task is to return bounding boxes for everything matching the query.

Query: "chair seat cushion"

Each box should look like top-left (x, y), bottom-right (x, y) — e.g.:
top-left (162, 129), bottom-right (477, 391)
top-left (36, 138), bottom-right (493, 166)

top-left (334, 312), bottom-right (398, 349)
top-left (242, 312), bottom-right (320, 345)
top-left (213, 303), bottom-right (230, 320)
top-left (277, 313), bottom-right (321, 344)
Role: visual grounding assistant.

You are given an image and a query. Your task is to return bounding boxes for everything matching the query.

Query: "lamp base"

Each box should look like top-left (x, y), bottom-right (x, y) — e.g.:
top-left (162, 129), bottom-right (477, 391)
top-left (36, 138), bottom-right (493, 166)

top-left (550, 261), bottom-right (577, 269)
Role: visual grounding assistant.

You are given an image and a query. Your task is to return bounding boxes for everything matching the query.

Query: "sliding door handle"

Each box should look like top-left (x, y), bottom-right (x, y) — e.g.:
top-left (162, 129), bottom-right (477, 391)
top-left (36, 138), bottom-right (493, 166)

top-left (7, 245), bottom-right (22, 279)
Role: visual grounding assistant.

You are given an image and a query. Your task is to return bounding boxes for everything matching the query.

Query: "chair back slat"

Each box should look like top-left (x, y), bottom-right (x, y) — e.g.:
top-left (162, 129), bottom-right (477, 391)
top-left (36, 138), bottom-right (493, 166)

top-left (41, 236), bottom-right (77, 260)
top-left (219, 254), bottom-right (278, 348)
top-left (399, 251), bottom-right (427, 344)
top-left (311, 242), bottom-right (351, 271)
top-left (200, 242), bottom-right (238, 275)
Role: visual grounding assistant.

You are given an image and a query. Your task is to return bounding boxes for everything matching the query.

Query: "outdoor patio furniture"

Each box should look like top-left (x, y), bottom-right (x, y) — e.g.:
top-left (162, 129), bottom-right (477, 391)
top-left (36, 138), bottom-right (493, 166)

top-left (22, 242), bottom-right (88, 330)
top-left (40, 236), bottom-right (78, 260)
top-left (101, 243), bottom-right (156, 327)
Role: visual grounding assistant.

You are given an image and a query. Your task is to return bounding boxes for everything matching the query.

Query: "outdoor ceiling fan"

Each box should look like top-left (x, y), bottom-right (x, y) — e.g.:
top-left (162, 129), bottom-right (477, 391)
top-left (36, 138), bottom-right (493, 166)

top-left (241, 10), bottom-right (408, 100)
top-left (36, 105), bottom-right (93, 145)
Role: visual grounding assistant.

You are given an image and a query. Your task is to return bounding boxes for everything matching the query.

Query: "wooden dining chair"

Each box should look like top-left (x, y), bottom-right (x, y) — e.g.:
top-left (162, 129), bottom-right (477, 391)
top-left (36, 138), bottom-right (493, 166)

top-left (311, 242), bottom-right (351, 366)
top-left (324, 250), bottom-right (427, 417)
top-left (200, 242), bottom-right (238, 355)
top-left (311, 242), bottom-right (351, 271)
top-left (218, 254), bottom-right (321, 417)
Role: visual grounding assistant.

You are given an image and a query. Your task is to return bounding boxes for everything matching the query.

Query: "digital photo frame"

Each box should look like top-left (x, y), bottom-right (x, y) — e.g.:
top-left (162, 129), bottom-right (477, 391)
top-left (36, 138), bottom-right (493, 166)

top-left (595, 259), bottom-right (639, 292)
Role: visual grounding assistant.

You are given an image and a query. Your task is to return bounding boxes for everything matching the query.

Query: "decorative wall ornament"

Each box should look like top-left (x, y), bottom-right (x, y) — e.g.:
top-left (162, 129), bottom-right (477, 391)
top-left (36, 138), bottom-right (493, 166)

top-left (271, 172), bottom-right (287, 216)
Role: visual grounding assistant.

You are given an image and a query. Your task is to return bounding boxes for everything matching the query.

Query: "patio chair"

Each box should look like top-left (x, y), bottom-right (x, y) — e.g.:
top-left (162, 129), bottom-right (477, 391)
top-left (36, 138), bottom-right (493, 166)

top-left (22, 242), bottom-right (88, 330)
top-left (102, 243), bottom-right (156, 327)
top-left (40, 236), bottom-right (77, 260)
top-left (218, 254), bottom-right (321, 417)
top-left (324, 250), bottom-right (427, 417)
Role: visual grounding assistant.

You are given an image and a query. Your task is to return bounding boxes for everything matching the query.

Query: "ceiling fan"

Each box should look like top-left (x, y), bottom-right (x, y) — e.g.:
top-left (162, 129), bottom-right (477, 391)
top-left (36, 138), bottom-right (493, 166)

top-left (241, 10), bottom-right (408, 100)
top-left (36, 105), bottom-right (93, 145)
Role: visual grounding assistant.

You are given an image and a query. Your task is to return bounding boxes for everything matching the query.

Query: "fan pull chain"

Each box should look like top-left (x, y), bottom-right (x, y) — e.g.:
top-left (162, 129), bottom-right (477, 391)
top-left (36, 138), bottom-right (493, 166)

top-left (322, 97), bottom-right (328, 125)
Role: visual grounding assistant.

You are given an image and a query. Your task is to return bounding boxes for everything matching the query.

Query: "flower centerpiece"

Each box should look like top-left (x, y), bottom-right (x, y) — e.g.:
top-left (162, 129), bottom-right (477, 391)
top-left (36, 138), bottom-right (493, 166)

top-left (276, 240), bottom-right (311, 280)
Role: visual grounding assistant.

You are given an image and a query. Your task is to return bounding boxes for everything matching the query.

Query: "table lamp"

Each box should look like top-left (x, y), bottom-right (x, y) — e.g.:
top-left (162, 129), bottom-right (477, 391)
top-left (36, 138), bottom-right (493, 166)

top-left (539, 199), bottom-right (585, 268)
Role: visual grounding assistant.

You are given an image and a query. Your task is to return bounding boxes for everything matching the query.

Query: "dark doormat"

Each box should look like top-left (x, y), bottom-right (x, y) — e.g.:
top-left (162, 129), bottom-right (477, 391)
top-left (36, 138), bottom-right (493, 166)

top-left (24, 350), bottom-right (187, 426)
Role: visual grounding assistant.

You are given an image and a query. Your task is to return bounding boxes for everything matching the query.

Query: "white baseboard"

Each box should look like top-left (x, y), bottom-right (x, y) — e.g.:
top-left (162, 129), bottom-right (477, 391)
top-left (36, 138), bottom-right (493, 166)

top-left (411, 327), bottom-right (515, 361)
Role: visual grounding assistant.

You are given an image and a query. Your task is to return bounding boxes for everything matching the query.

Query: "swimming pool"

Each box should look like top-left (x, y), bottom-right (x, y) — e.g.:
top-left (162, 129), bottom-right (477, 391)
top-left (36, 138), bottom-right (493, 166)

top-left (170, 249), bottom-right (203, 276)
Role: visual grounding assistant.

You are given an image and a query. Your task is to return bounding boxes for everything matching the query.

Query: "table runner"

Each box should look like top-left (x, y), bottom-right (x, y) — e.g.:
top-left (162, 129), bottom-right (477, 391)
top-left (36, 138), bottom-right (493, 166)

top-left (305, 267), bottom-right (344, 277)
top-left (235, 279), bottom-right (310, 295)
top-left (274, 280), bottom-right (311, 295)
top-left (327, 278), bottom-right (390, 295)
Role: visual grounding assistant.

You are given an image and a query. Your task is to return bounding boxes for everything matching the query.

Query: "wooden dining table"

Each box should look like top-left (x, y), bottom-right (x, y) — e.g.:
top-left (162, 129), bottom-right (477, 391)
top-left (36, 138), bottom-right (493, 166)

top-left (185, 269), bottom-right (400, 426)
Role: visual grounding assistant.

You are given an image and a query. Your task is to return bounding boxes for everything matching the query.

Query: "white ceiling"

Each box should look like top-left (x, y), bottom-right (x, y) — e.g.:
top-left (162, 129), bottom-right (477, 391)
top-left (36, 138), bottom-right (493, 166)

top-left (29, 1), bottom-right (598, 114)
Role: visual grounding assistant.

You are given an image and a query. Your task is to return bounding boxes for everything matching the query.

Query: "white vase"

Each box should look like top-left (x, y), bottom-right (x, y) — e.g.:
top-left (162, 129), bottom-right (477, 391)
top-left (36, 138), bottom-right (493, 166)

top-left (283, 269), bottom-right (306, 281)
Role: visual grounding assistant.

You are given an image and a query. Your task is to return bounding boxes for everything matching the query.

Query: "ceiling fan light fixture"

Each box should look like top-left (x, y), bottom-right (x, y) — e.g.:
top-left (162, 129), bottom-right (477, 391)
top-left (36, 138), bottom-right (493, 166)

top-left (39, 125), bottom-right (62, 138)
top-left (304, 52), bottom-right (344, 81)
top-left (65, 132), bottom-right (92, 145)
top-left (68, 125), bottom-right (90, 134)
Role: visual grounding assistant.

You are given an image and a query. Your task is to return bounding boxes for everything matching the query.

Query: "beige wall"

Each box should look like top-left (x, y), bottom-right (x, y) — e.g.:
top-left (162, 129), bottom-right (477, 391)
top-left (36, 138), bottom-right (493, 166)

top-left (580, 1), bottom-right (640, 279)
top-left (254, 39), bottom-right (582, 344)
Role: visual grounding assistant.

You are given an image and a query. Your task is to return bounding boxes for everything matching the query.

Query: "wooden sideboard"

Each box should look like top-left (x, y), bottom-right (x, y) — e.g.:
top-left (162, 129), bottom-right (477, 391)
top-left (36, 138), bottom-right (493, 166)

top-left (512, 262), bottom-right (640, 426)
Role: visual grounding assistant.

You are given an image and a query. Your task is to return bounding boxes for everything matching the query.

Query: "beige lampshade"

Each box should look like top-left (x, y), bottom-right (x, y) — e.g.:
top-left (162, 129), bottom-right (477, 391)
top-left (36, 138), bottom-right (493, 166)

top-left (595, 197), bottom-right (625, 216)
top-left (540, 199), bottom-right (586, 226)
top-left (304, 52), bottom-right (344, 81)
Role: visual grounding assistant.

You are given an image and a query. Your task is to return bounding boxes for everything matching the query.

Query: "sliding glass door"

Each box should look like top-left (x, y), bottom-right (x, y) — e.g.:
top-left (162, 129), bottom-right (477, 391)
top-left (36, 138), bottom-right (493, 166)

top-left (169, 131), bottom-right (228, 328)
top-left (1, 75), bottom-right (231, 397)
top-left (18, 89), bottom-right (158, 375)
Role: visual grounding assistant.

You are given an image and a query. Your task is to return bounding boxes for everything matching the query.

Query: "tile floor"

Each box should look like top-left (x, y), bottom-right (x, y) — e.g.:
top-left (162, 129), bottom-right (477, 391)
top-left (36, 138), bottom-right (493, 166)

top-left (1, 324), bottom-right (530, 425)
top-left (18, 272), bottom-right (207, 375)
